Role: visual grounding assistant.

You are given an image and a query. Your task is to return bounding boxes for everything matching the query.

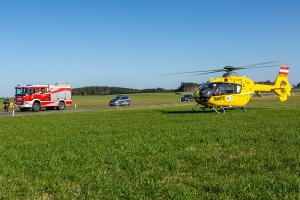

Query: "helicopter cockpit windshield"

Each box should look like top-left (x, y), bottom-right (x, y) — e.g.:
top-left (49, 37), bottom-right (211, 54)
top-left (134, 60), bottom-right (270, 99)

top-left (199, 82), bottom-right (218, 99)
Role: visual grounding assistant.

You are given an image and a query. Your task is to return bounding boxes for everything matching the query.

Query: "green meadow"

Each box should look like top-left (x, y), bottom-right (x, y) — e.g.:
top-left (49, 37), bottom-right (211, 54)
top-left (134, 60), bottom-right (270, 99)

top-left (0, 93), bottom-right (299, 199)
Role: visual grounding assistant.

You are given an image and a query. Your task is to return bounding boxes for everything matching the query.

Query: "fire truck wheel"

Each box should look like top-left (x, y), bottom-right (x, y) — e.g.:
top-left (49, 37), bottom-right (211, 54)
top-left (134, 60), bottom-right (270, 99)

top-left (32, 102), bottom-right (41, 112)
top-left (58, 101), bottom-right (65, 110)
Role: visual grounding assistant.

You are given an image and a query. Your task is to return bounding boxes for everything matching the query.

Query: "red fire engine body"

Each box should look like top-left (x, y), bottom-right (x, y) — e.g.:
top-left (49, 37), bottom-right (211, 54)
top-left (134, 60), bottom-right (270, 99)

top-left (15, 84), bottom-right (72, 111)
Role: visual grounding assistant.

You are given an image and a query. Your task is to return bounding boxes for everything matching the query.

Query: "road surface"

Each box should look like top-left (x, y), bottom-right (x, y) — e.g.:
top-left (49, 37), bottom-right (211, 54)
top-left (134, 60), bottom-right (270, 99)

top-left (0, 102), bottom-right (188, 117)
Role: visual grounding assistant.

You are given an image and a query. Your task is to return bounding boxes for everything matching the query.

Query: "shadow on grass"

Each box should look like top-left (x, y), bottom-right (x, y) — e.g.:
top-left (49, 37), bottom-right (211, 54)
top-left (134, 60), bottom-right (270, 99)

top-left (245, 107), bottom-right (277, 111)
top-left (159, 107), bottom-right (274, 115)
top-left (159, 110), bottom-right (216, 114)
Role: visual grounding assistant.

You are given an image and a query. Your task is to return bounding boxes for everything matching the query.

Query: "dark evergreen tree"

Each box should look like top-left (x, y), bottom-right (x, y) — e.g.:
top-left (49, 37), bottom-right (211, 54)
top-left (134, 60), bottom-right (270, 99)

top-left (176, 82), bottom-right (200, 92)
top-left (294, 82), bottom-right (300, 88)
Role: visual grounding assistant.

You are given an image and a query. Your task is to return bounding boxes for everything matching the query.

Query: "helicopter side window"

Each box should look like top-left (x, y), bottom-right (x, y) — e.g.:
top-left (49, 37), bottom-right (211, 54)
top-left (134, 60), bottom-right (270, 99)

top-left (220, 84), bottom-right (226, 95)
top-left (216, 83), bottom-right (242, 95)
top-left (226, 84), bottom-right (235, 94)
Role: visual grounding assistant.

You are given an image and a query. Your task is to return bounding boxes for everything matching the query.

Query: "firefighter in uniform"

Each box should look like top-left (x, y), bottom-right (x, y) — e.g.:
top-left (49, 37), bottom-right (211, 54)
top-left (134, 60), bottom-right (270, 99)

top-left (3, 97), bottom-right (10, 112)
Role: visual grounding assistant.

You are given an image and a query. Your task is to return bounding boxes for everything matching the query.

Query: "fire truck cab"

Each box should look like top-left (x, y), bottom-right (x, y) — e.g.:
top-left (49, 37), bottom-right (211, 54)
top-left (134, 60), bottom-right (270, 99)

top-left (15, 84), bottom-right (72, 112)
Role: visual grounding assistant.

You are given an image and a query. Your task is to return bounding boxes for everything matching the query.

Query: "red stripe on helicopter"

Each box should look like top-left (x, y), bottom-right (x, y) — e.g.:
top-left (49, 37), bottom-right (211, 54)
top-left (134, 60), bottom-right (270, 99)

top-left (279, 66), bottom-right (289, 75)
top-left (279, 70), bottom-right (289, 75)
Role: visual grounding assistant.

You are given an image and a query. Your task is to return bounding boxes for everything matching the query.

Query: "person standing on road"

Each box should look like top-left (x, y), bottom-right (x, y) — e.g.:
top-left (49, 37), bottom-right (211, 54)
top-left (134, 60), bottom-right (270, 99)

top-left (3, 97), bottom-right (10, 112)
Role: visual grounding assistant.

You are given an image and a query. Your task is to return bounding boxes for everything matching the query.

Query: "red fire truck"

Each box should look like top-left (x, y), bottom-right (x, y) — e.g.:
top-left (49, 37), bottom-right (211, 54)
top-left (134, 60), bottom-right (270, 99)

top-left (14, 84), bottom-right (72, 112)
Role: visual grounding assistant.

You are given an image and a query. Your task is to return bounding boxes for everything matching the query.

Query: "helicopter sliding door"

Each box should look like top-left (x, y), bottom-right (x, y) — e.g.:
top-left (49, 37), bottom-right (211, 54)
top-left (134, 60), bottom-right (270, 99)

top-left (210, 83), bottom-right (247, 107)
top-left (218, 83), bottom-right (241, 95)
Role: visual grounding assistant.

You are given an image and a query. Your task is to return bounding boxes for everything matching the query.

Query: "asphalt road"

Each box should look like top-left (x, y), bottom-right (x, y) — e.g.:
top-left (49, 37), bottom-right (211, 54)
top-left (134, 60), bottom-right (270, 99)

top-left (0, 102), bottom-right (185, 117)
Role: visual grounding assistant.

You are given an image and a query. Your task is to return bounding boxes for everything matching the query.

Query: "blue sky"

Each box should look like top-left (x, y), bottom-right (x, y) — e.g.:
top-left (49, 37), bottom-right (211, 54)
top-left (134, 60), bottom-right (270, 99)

top-left (0, 0), bottom-right (299, 96)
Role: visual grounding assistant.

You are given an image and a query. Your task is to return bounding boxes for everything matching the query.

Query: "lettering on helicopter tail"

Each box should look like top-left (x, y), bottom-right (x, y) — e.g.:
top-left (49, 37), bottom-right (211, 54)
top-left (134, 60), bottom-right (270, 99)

top-left (226, 95), bottom-right (234, 101)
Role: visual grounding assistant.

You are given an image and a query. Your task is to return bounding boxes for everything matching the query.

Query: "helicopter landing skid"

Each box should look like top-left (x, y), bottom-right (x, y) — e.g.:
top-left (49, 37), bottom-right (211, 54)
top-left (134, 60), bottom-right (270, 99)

top-left (213, 107), bottom-right (221, 114)
top-left (192, 105), bottom-right (247, 114)
top-left (217, 106), bottom-right (247, 114)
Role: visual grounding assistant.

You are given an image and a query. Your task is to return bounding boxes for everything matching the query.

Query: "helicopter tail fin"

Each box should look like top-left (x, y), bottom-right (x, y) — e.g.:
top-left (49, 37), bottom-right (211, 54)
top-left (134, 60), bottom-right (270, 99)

top-left (273, 66), bottom-right (291, 102)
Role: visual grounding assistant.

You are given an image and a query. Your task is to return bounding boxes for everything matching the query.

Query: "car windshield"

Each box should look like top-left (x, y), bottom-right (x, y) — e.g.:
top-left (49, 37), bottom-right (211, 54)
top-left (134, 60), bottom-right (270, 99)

top-left (15, 87), bottom-right (34, 95)
top-left (113, 96), bottom-right (123, 100)
top-left (199, 82), bottom-right (209, 91)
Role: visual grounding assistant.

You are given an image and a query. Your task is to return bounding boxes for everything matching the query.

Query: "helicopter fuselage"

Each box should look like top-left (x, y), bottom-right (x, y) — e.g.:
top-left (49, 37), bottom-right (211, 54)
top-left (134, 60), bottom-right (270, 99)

top-left (193, 76), bottom-right (258, 108)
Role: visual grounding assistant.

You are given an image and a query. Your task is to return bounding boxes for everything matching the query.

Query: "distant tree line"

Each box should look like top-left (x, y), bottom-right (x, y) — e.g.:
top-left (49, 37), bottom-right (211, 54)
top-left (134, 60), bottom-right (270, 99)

top-left (255, 81), bottom-right (300, 88)
top-left (72, 82), bottom-right (202, 96)
top-left (293, 82), bottom-right (300, 88)
top-left (72, 86), bottom-right (174, 96)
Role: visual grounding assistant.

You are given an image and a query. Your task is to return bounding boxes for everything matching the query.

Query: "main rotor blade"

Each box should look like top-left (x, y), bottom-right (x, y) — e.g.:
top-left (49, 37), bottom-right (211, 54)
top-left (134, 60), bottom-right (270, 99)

top-left (235, 64), bottom-right (280, 70)
top-left (190, 65), bottom-right (280, 75)
top-left (240, 61), bottom-right (280, 68)
top-left (191, 69), bottom-right (227, 76)
top-left (162, 61), bottom-right (282, 76)
top-left (162, 68), bottom-right (219, 75)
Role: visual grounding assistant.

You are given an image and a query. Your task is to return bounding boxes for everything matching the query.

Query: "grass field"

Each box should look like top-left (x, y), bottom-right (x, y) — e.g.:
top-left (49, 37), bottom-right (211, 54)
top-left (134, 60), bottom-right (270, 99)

top-left (0, 93), bottom-right (299, 199)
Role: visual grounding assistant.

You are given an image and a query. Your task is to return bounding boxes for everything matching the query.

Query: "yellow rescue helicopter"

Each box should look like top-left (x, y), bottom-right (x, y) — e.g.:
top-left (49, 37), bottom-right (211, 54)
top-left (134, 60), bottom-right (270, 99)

top-left (167, 62), bottom-right (291, 113)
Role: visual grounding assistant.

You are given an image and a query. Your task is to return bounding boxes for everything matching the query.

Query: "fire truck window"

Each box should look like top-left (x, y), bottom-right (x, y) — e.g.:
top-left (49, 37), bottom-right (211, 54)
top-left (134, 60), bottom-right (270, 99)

top-left (42, 88), bottom-right (46, 93)
top-left (35, 88), bottom-right (41, 93)
top-left (28, 88), bottom-right (34, 95)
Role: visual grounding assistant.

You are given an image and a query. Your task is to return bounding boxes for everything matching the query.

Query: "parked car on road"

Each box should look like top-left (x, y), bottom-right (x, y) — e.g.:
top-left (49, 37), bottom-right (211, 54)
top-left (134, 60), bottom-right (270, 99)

top-left (109, 95), bottom-right (131, 106)
top-left (180, 94), bottom-right (194, 102)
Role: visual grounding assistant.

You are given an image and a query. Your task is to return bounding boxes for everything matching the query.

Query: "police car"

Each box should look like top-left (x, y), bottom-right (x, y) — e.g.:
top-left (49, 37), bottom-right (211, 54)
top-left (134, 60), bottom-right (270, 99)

top-left (109, 95), bottom-right (131, 106)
